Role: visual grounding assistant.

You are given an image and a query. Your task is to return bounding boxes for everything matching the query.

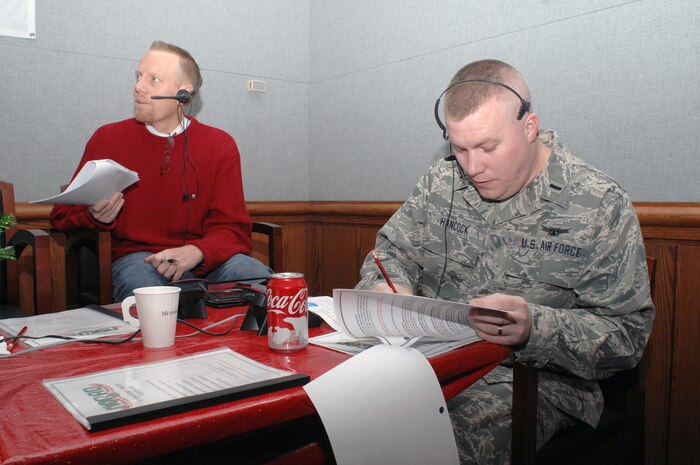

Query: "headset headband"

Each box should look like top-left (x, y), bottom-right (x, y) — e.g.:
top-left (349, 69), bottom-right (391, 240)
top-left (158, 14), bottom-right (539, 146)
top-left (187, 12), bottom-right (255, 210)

top-left (434, 78), bottom-right (531, 140)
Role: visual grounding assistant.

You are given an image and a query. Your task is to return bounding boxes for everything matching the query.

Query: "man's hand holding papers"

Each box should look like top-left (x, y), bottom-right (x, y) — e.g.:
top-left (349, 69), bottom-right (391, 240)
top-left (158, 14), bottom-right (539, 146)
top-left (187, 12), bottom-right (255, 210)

top-left (31, 159), bottom-right (138, 205)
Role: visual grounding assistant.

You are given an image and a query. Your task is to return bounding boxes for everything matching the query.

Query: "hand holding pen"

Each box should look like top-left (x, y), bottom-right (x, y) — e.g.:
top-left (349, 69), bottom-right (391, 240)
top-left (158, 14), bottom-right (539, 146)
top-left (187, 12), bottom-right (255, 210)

top-left (371, 249), bottom-right (398, 294)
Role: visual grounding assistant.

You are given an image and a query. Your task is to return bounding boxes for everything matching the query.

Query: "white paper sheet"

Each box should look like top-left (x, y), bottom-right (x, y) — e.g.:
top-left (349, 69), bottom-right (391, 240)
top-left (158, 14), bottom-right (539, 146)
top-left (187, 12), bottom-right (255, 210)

top-left (31, 159), bottom-right (139, 205)
top-left (304, 345), bottom-right (459, 465)
top-left (0, 0), bottom-right (35, 38)
top-left (308, 295), bottom-right (342, 331)
top-left (309, 331), bottom-right (476, 358)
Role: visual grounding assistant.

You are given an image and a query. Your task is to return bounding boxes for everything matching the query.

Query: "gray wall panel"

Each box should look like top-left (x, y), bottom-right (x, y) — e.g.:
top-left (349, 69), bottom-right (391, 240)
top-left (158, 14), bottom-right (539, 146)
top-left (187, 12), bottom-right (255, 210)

top-left (1, 0), bottom-right (698, 203)
top-left (310, 0), bottom-right (635, 82)
top-left (1, 0), bottom-right (309, 201)
top-left (309, 0), bottom-right (700, 202)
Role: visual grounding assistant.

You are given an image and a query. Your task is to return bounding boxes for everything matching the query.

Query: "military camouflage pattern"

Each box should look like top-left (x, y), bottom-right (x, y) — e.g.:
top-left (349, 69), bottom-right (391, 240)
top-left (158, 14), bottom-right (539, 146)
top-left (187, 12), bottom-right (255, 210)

top-left (356, 129), bottom-right (654, 464)
top-left (448, 365), bottom-right (577, 464)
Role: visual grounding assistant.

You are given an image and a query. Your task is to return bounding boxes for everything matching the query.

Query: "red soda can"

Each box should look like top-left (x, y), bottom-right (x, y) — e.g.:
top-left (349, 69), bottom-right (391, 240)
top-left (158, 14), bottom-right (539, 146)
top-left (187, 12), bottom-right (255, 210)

top-left (266, 272), bottom-right (309, 351)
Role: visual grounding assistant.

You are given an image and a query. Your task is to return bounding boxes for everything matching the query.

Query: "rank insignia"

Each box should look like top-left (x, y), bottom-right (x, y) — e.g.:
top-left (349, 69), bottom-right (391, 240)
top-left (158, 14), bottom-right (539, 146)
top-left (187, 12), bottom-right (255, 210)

top-left (541, 225), bottom-right (571, 237)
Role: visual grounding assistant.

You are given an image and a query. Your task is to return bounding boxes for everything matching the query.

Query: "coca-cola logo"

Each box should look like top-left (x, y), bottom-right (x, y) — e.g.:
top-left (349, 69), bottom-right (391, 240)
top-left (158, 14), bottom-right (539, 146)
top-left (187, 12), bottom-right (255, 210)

top-left (267, 288), bottom-right (308, 315)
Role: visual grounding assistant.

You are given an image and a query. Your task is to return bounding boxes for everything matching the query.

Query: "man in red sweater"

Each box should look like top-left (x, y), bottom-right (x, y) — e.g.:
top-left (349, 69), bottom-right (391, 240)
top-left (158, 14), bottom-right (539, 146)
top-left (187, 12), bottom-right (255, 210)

top-left (51, 41), bottom-right (270, 302)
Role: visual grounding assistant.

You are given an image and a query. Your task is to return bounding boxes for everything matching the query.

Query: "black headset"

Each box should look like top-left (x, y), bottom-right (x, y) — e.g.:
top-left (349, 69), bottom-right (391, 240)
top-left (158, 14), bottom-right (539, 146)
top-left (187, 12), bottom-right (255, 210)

top-left (151, 89), bottom-right (192, 104)
top-left (434, 78), bottom-right (531, 140)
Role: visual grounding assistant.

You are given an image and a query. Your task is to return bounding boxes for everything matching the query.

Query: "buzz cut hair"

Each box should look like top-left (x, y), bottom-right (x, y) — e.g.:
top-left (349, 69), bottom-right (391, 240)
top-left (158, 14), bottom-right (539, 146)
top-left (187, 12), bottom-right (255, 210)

top-left (445, 59), bottom-right (530, 122)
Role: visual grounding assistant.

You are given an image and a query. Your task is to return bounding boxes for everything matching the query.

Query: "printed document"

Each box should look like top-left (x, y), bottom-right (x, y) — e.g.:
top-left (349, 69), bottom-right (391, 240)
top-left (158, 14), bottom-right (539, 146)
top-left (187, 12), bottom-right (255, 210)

top-left (308, 330), bottom-right (475, 357)
top-left (43, 348), bottom-right (309, 431)
top-left (0, 306), bottom-right (134, 349)
top-left (309, 289), bottom-right (513, 357)
top-left (31, 159), bottom-right (138, 205)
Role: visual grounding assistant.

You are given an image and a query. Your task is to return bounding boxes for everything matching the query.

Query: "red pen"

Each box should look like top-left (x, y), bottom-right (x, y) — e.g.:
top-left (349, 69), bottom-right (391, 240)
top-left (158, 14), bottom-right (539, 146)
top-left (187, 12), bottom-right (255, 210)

top-left (371, 250), bottom-right (398, 294)
top-left (6, 326), bottom-right (28, 353)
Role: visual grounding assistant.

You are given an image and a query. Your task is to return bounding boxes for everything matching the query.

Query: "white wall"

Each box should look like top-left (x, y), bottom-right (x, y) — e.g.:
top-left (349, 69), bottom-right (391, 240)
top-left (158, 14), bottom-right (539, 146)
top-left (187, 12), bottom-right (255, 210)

top-left (309, 0), bottom-right (700, 202)
top-left (0, 0), bottom-right (310, 202)
top-left (2, 1), bottom-right (698, 203)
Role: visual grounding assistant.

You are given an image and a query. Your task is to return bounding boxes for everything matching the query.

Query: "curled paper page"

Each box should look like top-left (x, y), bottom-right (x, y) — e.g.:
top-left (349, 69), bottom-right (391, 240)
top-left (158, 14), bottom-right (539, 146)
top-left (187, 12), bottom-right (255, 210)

top-left (332, 288), bottom-right (513, 341)
top-left (31, 159), bottom-right (139, 205)
top-left (304, 345), bottom-right (459, 465)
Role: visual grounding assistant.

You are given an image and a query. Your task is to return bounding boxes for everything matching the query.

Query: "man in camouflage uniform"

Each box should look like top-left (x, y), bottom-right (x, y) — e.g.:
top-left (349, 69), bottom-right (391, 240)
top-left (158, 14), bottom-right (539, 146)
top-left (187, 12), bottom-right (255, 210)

top-left (355, 59), bottom-right (654, 464)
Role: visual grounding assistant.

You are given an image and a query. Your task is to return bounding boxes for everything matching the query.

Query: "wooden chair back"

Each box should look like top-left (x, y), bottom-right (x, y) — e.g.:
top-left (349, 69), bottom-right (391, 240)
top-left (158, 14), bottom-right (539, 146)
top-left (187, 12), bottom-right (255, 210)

top-left (51, 229), bottom-right (113, 309)
top-left (252, 221), bottom-right (285, 272)
top-left (51, 221), bottom-right (284, 310)
top-left (0, 181), bottom-right (53, 316)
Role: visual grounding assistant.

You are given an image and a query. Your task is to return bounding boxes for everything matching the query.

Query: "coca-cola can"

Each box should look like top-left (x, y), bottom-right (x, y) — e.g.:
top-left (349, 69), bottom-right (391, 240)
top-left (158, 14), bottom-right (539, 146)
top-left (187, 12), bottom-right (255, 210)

top-left (266, 272), bottom-right (309, 351)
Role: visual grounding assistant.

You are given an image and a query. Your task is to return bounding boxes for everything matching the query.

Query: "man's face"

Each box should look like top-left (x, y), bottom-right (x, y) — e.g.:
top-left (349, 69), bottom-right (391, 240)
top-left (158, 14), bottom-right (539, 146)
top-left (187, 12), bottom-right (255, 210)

top-left (446, 97), bottom-right (537, 201)
top-left (133, 50), bottom-right (185, 133)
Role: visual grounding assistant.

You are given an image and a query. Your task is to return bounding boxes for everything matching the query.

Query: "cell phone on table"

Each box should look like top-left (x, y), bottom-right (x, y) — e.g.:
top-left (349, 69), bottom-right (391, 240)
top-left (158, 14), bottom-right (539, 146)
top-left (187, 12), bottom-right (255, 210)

top-left (203, 288), bottom-right (246, 308)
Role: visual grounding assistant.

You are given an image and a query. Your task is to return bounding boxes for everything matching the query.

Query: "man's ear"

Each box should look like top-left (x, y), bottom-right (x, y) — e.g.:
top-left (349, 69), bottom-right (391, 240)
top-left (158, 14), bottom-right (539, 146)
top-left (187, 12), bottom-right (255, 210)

top-left (524, 112), bottom-right (539, 143)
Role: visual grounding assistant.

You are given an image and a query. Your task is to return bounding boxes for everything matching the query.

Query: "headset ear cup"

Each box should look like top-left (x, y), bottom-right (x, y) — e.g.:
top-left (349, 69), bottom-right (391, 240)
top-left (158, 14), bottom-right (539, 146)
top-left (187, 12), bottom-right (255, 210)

top-left (176, 89), bottom-right (191, 104)
top-left (435, 97), bottom-right (449, 140)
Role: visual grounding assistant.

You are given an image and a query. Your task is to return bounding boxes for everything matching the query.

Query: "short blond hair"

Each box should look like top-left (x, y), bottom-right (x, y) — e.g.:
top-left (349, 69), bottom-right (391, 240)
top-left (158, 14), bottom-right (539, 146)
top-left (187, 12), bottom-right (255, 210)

top-left (150, 40), bottom-right (203, 94)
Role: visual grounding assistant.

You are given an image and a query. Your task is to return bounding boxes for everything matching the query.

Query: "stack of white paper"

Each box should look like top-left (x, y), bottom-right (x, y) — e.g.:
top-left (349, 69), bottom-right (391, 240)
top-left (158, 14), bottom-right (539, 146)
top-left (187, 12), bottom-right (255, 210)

top-left (31, 159), bottom-right (139, 205)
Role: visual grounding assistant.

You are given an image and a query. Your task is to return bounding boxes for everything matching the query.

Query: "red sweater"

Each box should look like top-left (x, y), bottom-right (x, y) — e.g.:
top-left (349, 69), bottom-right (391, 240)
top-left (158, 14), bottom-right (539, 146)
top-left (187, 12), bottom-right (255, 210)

top-left (51, 117), bottom-right (252, 275)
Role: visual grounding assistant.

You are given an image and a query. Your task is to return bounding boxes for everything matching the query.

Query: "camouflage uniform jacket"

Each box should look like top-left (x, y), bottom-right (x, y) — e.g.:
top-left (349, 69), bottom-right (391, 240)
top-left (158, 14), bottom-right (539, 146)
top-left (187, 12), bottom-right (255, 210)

top-left (356, 129), bottom-right (654, 427)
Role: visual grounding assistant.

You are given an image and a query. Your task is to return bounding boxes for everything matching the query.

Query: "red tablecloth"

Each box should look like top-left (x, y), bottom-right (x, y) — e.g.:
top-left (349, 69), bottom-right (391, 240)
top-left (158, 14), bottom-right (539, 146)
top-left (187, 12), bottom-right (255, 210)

top-left (0, 306), bottom-right (509, 465)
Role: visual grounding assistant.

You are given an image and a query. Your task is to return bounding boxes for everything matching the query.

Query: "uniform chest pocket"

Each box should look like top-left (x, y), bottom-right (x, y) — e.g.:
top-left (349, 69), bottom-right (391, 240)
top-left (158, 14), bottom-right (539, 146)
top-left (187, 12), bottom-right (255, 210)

top-left (506, 255), bottom-right (584, 290)
top-left (504, 254), bottom-right (584, 307)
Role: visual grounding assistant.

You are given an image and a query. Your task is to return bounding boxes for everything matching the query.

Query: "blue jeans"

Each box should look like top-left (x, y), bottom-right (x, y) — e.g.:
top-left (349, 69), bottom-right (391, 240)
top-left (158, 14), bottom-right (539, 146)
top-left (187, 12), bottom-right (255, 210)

top-left (112, 252), bottom-right (272, 302)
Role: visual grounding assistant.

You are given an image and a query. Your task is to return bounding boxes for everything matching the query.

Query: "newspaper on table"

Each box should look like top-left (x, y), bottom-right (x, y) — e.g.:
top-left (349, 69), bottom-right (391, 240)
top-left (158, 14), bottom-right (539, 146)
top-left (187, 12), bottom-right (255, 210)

top-left (0, 306), bottom-right (135, 349)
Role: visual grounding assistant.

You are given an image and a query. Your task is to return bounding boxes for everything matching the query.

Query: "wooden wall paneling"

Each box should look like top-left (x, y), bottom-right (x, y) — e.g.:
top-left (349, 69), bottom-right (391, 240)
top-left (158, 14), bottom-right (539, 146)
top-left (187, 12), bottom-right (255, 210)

top-left (357, 224), bottom-right (381, 272)
top-left (304, 223), bottom-right (319, 296)
top-left (344, 224), bottom-right (384, 295)
top-left (12, 200), bottom-right (700, 465)
top-left (282, 223), bottom-right (311, 276)
top-left (315, 224), bottom-right (360, 297)
top-left (250, 221), bottom-right (300, 273)
top-left (636, 203), bottom-right (700, 241)
top-left (667, 244), bottom-right (700, 465)
top-left (311, 216), bottom-right (383, 297)
top-left (248, 202), bottom-right (315, 291)
top-left (643, 240), bottom-right (677, 465)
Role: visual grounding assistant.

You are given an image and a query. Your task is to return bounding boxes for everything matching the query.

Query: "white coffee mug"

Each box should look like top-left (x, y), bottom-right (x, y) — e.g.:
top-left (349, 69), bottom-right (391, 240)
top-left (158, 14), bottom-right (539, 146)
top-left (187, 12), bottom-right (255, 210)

top-left (121, 286), bottom-right (181, 348)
